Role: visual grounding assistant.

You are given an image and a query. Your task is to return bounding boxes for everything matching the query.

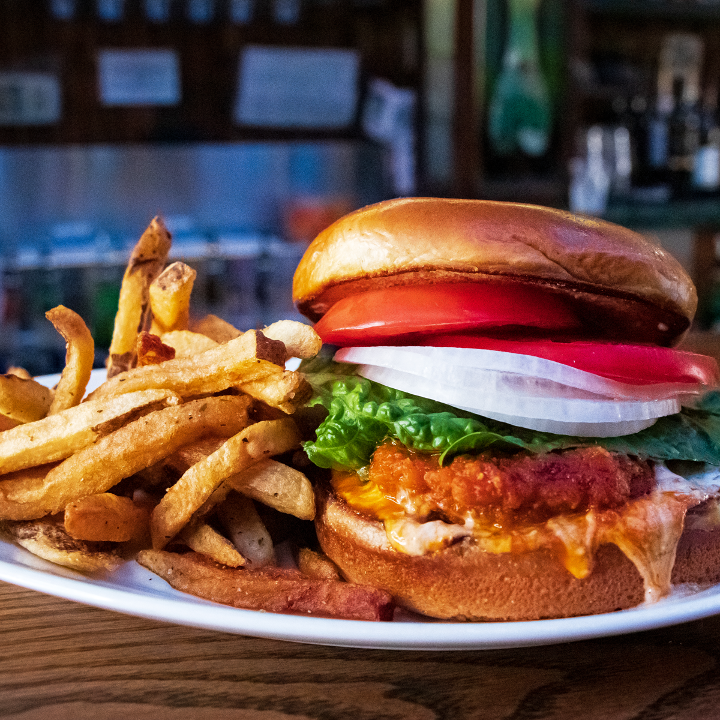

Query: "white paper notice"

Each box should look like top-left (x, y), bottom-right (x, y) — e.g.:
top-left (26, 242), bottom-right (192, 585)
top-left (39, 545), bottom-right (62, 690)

top-left (234, 45), bottom-right (360, 129)
top-left (97, 48), bottom-right (181, 106)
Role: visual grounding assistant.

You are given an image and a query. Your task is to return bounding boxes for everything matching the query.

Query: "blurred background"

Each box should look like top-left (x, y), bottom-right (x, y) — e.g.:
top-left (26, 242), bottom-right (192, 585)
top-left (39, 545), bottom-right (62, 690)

top-left (0, 0), bottom-right (719, 374)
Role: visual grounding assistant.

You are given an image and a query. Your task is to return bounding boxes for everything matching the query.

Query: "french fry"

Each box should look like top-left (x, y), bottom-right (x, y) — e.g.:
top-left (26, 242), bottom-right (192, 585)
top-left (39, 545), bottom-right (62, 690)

top-left (137, 550), bottom-right (395, 621)
top-left (161, 330), bottom-right (219, 358)
top-left (163, 436), bottom-right (226, 475)
top-left (149, 261), bottom-right (197, 335)
top-left (5, 367), bottom-right (31, 380)
top-left (191, 314), bottom-right (241, 344)
top-left (217, 492), bottom-right (275, 567)
top-left (227, 459), bottom-right (315, 520)
top-left (0, 374), bottom-right (53, 425)
top-left (262, 320), bottom-right (322, 360)
top-left (136, 332), bottom-right (176, 366)
top-left (64, 493), bottom-right (150, 543)
top-left (179, 521), bottom-right (245, 567)
top-left (0, 416), bottom-right (20, 432)
top-left (297, 547), bottom-right (342, 581)
top-left (108, 216), bottom-right (172, 378)
top-left (150, 418), bottom-right (301, 549)
top-left (0, 388), bottom-right (181, 475)
top-left (1, 517), bottom-right (122, 572)
top-left (193, 481), bottom-right (233, 523)
top-left (239, 370), bottom-right (312, 414)
top-left (88, 329), bottom-right (286, 402)
top-left (0, 395), bottom-right (252, 520)
top-left (46, 306), bottom-right (95, 415)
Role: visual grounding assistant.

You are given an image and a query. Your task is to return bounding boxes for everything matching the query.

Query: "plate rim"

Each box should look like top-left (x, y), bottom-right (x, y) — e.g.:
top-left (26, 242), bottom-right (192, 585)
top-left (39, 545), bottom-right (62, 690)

top-left (2, 538), bottom-right (720, 650)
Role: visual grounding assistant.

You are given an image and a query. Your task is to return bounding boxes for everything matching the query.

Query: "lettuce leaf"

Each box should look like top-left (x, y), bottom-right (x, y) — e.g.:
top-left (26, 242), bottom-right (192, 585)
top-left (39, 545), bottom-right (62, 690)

top-left (300, 356), bottom-right (720, 471)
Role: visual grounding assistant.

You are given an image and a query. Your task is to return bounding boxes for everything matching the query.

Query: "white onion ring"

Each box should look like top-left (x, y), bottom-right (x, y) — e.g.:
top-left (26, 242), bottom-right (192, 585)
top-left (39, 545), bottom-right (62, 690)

top-left (335, 345), bottom-right (702, 402)
top-left (357, 364), bottom-right (680, 437)
top-left (468, 408), bottom-right (658, 437)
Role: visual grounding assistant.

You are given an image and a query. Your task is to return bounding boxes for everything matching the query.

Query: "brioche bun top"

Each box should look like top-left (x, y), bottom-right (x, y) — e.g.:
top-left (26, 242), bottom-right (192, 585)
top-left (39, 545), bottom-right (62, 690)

top-left (292, 198), bottom-right (697, 346)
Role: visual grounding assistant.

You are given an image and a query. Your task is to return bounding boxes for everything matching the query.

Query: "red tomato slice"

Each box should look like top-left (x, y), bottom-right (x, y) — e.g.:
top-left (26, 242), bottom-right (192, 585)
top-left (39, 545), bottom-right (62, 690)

top-left (314, 282), bottom-right (580, 347)
top-left (413, 334), bottom-right (720, 387)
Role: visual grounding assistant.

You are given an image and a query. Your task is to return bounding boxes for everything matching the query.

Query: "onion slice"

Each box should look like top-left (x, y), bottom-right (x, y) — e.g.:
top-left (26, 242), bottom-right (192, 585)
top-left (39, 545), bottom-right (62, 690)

top-left (336, 345), bottom-right (702, 402)
top-left (357, 364), bottom-right (680, 437)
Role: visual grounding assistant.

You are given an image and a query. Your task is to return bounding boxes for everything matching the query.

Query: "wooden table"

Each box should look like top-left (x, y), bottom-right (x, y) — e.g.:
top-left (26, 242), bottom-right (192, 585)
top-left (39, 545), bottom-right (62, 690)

top-left (2, 581), bottom-right (720, 719)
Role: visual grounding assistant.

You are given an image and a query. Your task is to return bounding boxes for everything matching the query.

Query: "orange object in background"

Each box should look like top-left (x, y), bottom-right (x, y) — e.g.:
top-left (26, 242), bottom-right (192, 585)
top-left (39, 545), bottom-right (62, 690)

top-left (283, 197), bottom-right (353, 244)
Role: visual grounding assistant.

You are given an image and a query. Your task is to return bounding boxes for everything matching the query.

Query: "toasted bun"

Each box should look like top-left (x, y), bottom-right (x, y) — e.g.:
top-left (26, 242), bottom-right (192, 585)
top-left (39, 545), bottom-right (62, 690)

top-left (293, 198), bottom-right (697, 346)
top-left (315, 485), bottom-right (720, 621)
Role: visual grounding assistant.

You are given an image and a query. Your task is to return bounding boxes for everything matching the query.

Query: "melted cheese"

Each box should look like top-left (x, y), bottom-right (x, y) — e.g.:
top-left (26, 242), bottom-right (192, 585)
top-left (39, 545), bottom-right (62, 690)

top-left (385, 517), bottom-right (472, 556)
top-left (333, 463), bottom-right (720, 604)
top-left (600, 492), bottom-right (696, 603)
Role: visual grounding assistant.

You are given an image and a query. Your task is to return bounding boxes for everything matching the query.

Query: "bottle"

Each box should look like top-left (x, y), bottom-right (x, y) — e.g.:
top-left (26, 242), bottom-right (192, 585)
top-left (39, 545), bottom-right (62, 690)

top-left (487, 0), bottom-right (551, 162)
top-left (646, 82), bottom-right (673, 189)
top-left (692, 81), bottom-right (720, 195)
top-left (667, 75), bottom-right (702, 197)
top-left (627, 94), bottom-right (650, 187)
top-left (568, 126), bottom-right (610, 215)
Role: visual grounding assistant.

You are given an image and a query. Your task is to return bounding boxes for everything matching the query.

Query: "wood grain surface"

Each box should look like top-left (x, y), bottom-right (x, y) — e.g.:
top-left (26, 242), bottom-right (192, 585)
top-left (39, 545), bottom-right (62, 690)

top-left (1, 582), bottom-right (720, 719)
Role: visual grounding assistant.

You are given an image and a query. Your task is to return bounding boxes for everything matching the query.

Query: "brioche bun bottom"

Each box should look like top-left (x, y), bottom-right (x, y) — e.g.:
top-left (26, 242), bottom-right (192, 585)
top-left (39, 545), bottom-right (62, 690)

top-left (315, 486), bottom-right (720, 621)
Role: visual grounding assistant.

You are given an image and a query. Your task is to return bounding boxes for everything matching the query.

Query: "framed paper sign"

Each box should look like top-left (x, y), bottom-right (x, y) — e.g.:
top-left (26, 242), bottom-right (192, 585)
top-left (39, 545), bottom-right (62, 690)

top-left (234, 45), bottom-right (360, 129)
top-left (97, 48), bottom-right (181, 106)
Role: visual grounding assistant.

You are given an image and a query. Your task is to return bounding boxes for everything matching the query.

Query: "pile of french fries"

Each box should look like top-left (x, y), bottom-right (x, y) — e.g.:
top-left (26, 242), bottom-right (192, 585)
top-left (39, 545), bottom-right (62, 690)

top-left (0, 217), bottom-right (394, 622)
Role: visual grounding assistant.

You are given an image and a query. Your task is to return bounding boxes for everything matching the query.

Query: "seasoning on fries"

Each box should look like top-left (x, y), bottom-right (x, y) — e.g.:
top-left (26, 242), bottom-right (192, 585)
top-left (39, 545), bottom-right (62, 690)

top-left (0, 215), bottom-right (396, 621)
top-left (107, 216), bottom-right (172, 378)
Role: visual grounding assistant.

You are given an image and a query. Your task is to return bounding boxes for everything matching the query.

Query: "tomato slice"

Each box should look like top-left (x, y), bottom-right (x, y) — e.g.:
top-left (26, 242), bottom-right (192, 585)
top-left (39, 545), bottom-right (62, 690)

top-left (314, 282), bottom-right (580, 347)
top-left (413, 334), bottom-right (720, 387)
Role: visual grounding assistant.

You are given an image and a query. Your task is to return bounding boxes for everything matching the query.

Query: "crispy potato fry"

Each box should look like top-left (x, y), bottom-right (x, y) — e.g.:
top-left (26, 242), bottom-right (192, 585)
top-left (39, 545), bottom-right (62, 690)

top-left (64, 493), bottom-right (149, 542)
top-left (136, 332), bottom-right (176, 366)
top-left (0, 374), bottom-right (53, 425)
top-left (1, 516), bottom-right (122, 572)
top-left (0, 388), bottom-right (181, 475)
top-left (193, 481), bottom-right (233, 522)
top-left (108, 216), bottom-right (172, 378)
top-left (0, 416), bottom-right (20, 432)
top-left (227, 459), bottom-right (315, 520)
top-left (137, 550), bottom-right (395, 621)
top-left (161, 330), bottom-right (219, 358)
top-left (149, 261), bottom-right (197, 335)
top-left (164, 441), bottom-right (314, 520)
top-left (262, 320), bottom-right (322, 360)
top-left (0, 395), bottom-right (252, 520)
top-left (0, 209), bottom-right (350, 620)
top-left (179, 521), bottom-right (245, 567)
top-left (89, 329), bottom-right (285, 402)
top-left (163, 436), bottom-right (226, 475)
top-left (46, 306), bottom-right (95, 415)
top-left (297, 547), bottom-right (342, 581)
top-left (151, 418), bottom-right (301, 549)
top-left (191, 314), bottom-right (241, 344)
top-left (217, 492), bottom-right (275, 567)
top-left (5, 367), bottom-right (31, 380)
top-left (239, 370), bottom-right (312, 414)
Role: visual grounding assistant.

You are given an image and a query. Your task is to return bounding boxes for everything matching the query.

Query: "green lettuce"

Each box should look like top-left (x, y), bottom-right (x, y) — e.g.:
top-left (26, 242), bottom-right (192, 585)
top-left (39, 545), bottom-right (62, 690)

top-left (300, 355), bottom-right (720, 472)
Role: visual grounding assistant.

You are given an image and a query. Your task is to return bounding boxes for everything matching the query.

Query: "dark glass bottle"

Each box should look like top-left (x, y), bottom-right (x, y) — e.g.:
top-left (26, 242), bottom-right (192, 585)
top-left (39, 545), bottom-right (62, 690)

top-left (667, 76), bottom-right (702, 197)
top-left (645, 86), bottom-right (673, 189)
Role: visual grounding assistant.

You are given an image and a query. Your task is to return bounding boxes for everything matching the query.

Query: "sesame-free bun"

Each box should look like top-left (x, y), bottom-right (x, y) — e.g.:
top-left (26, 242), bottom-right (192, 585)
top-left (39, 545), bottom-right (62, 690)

top-left (315, 485), bottom-right (720, 621)
top-left (293, 198), bottom-right (697, 346)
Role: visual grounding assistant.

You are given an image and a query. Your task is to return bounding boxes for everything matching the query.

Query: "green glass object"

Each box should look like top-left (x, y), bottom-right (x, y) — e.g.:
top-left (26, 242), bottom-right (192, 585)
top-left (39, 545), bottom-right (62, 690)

top-left (488, 0), bottom-right (552, 157)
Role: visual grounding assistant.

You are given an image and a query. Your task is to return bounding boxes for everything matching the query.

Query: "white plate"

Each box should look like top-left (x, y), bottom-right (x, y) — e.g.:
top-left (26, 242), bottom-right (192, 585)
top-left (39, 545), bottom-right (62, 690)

top-left (0, 369), bottom-right (718, 651)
